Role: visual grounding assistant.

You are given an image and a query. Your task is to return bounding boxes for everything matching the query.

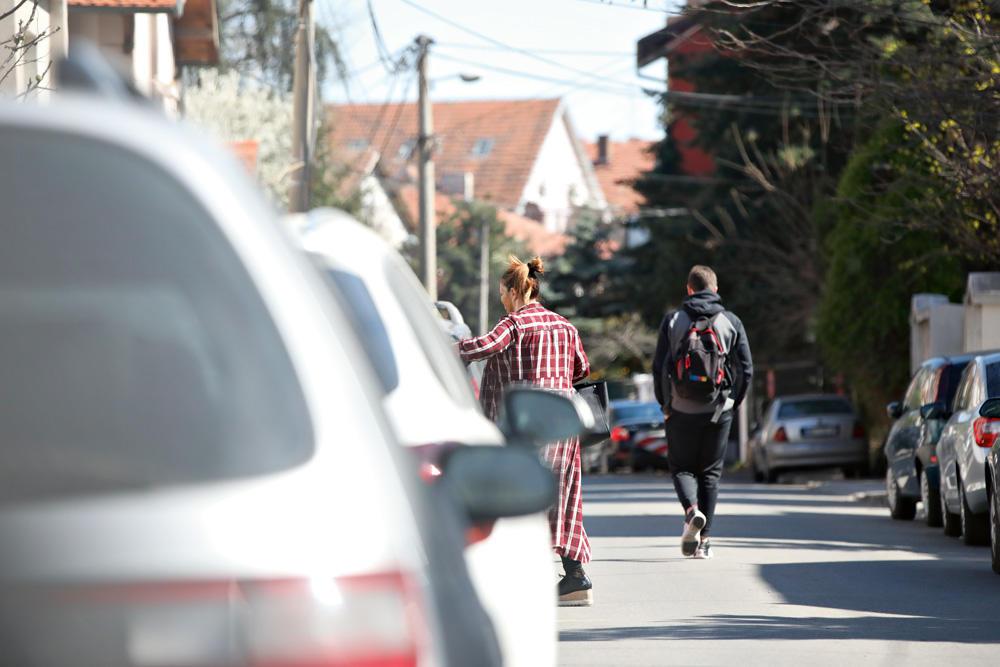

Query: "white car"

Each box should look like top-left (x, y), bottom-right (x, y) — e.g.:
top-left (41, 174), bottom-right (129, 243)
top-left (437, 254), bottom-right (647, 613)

top-left (0, 88), bottom-right (551, 665)
top-left (289, 209), bottom-right (559, 667)
top-left (937, 352), bottom-right (1000, 545)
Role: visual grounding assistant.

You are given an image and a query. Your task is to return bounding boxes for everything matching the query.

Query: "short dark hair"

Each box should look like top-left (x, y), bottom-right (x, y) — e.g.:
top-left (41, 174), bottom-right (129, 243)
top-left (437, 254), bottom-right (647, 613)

top-left (687, 265), bottom-right (718, 292)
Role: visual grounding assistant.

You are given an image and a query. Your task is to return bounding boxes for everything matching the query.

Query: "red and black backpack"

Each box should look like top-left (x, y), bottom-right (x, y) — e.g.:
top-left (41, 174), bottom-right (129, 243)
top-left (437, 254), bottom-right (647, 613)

top-left (673, 313), bottom-right (728, 403)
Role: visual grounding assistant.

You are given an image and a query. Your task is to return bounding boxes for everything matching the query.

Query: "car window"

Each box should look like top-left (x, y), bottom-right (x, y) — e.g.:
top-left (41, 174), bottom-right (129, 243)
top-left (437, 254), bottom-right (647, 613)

top-left (777, 398), bottom-right (854, 419)
top-left (937, 362), bottom-right (968, 405)
top-left (953, 365), bottom-right (975, 412)
top-left (384, 257), bottom-right (477, 410)
top-left (903, 369), bottom-right (925, 411)
top-left (322, 267), bottom-right (400, 393)
top-left (987, 362), bottom-right (1000, 398)
top-left (0, 129), bottom-right (313, 501)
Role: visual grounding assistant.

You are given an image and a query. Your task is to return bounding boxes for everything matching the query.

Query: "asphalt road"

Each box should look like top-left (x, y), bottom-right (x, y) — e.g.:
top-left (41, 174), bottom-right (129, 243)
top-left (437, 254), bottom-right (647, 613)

top-left (558, 469), bottom-right (1000, 666)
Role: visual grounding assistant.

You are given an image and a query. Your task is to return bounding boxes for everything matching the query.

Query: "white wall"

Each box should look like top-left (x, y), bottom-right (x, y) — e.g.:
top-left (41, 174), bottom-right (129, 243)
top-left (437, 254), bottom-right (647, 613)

top-left (1, 0), bottom-right (56, 100)
top-left (360, 174), bottom-right (409, 249)
top-left (518, 109), bottom-right (603, 233)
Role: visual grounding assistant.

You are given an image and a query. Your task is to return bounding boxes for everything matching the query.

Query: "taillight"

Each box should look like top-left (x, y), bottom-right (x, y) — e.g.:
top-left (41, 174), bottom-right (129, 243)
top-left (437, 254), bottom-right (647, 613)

top-left (773, 427), bottom-right (788, 443)
top-left (411, 443), bottom-right (458, 483)
top-left (611, 426), bottom-right (630, 442)
top-left (66, 573), bottom-right (425, 667)
top-left (852, 422), bottom-right (866, 439)
top-left (930, 454), bottom-right (939, 463)
top-left (973, 417), bottom-right (1000, 448)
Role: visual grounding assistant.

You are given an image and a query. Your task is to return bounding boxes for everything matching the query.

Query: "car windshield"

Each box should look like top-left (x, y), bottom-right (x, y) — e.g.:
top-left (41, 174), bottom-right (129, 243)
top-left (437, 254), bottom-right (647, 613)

top-left (777, 398), bottom-right (853, 419)
top-left (612, 403), bottom-right (663, 423)
top-left (0, 129), bottom-right (313, 501)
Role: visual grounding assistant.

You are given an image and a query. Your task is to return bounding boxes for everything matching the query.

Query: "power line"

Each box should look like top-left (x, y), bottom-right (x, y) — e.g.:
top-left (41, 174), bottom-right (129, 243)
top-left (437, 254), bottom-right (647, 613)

top-left (368, 0), bottom-right (397, 74)
top-left (574, 0), bottom-right (678, 13)
top-left (435, 41), bottom-right (635, 57)
top-left (397, 0), bottom-right (648, 93)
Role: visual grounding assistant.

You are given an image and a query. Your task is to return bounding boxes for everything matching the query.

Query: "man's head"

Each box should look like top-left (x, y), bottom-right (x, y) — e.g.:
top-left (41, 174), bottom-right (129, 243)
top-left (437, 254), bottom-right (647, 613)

top-left (686, 265), bottom-right (718, 295)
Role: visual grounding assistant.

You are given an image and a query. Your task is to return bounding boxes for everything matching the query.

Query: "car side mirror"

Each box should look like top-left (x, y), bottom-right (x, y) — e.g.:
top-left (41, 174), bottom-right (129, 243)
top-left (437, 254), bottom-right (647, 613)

top-left (443, 446), bottom-right (556, 522)
top-left (886, 401), bottom-right (903, 420)
top-left (920, 401), bottom-right (950, 421)
top-left (980, 398), bottom-right (1000, 418)
top-left (498, 386), bottom-right (592, 446)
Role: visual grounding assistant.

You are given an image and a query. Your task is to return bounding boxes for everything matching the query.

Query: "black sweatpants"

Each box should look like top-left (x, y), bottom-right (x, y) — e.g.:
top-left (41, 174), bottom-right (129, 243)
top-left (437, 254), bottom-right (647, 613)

top-left (666, 409), bottom-right (734, 537)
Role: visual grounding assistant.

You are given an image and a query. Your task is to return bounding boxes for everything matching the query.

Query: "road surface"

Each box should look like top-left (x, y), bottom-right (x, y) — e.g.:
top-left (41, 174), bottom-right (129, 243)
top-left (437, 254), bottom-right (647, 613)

top-left (558, 471), bottom-right (1000, 666)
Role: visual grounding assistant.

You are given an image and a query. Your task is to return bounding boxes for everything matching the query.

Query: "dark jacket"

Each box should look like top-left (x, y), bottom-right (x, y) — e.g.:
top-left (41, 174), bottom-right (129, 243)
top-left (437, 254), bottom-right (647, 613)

top-left (652, 290), bottom-right (753, 415)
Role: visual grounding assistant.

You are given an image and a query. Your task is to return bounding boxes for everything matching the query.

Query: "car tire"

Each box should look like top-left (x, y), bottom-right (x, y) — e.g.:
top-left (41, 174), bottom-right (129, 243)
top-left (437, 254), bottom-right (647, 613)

top-left (887, 467), bottom-right (916, 520)
top-left (961, 483), bottom-right (990, 546)
top-left (941, 481), bottom-right (963, 537)
top-left (990, 485), bottom-right (1000, 575)
top-left (920, 469), bottom-right (943, 528)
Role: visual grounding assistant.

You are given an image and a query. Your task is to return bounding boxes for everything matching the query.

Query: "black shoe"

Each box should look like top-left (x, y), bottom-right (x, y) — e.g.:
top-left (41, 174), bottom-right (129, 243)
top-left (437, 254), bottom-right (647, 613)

top-left (558, 570), bottom-right (593, 607)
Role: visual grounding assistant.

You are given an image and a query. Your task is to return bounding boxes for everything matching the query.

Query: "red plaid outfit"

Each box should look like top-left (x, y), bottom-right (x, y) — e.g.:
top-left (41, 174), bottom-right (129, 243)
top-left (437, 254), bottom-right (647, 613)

top-left (458, 302), bottom-right (592, 563)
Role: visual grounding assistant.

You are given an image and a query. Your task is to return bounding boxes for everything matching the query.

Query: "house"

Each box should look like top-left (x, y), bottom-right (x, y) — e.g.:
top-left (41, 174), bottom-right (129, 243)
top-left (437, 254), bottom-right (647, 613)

top-left (327, 98), bottom-right (607, 235)
top-left (1, 0), bottom-right (218, 110)
top-left (585, 134), bottom-right (655, 220)
top-left (66, 0), bottom-right (219, 114)
top-left (636, 1), bottom-right (716, 177)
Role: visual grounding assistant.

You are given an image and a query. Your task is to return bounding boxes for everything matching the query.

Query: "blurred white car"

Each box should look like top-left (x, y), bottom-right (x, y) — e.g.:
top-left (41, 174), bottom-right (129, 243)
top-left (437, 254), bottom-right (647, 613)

top-left (0, 90), bottom-right (522, 666)
top-left (288, 210), bottom-right (558, 667)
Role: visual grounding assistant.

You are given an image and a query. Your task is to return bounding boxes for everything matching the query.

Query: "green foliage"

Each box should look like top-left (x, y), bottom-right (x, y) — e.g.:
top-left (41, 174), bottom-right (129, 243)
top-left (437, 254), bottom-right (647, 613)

top-left (431, 201), bottom-right (527, 333)
top-left (818, 123), bottom-right (966, 421)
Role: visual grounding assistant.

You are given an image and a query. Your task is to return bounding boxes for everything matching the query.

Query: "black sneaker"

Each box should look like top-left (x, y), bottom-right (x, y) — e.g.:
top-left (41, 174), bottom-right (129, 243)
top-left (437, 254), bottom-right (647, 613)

top-left (694, 540), bottom-right (713, 560)
top-left (558, 570), bottom-right (593, 607)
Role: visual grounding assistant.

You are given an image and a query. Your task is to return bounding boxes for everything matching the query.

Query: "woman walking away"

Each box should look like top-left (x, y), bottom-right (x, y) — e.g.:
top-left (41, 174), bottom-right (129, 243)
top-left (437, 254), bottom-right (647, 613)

top-left (458, 256), bottom-right (594, 607)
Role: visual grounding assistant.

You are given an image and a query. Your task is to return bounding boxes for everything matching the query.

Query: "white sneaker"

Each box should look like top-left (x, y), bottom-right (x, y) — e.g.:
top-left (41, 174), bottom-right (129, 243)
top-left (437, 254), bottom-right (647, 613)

top-left (694, 541), bottom-right (713, 559)
top-left (681, 509), bottom-right (706, 557)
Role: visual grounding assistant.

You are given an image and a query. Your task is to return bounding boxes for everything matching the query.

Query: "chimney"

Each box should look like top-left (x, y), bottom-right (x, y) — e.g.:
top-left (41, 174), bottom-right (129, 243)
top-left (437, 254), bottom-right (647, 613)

top-left (596, 135), bottom-right (610, 165)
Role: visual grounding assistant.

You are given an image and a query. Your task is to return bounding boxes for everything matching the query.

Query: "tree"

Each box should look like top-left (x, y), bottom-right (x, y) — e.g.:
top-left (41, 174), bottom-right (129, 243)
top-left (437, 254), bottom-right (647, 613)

top-left (1, 0), bottom-right (56, 98)
top-left (432, 200), bottom-right (527, 330)
top-left (184, 69), bottom-right (294, 206)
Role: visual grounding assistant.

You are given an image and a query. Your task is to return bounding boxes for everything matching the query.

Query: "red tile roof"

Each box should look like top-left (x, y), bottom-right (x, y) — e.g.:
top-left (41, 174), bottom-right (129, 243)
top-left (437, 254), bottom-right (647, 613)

top-left (69, 0), bottom-right (179, 11)
top-left (395, 184), bottom-right (567, 258)
top-left (327, 99), bottom-right (561, 211)
top-left (585, 138), bottom-right (655, 216)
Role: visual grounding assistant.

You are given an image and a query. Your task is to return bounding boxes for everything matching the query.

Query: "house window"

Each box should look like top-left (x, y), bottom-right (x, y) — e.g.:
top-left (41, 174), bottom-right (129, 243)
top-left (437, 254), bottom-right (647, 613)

top-left (398, 139), bottom-right (417, 159)
top-left (470, 138), bottom-right (494, 157)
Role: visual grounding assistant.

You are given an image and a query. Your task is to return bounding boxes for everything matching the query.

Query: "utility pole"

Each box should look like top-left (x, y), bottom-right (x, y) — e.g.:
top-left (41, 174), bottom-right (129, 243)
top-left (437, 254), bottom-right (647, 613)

top-left (416, 35), bottom-right (437, 300)
top-left (478, 215), bottom-right (489, 333)
top-left (288, 0), bottom-right (315, 212)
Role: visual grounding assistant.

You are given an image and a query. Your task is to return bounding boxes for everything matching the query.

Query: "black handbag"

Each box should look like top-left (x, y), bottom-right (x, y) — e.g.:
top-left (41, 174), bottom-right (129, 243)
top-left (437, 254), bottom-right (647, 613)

top-left (574, 380), bottom-right (611, 448)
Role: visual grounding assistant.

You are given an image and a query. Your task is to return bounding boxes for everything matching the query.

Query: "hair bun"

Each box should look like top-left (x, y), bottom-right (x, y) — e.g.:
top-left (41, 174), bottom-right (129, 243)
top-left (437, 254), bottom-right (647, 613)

top-left (527, 257), bottom-right (545, 277)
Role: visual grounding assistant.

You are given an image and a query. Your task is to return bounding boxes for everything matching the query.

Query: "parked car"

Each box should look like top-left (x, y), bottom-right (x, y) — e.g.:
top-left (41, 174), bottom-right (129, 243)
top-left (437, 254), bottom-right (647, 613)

top-left (936, 353), bottom-right (1000, 545)
top-left (749, 394), bottom-right (867, 483)
top-left (608, 400), bottom-right (668, 472)
top-left (0, 90), bottom-right (557, 666)
top-left (288, 210), bottom-right (560, 667)
top-left (884, 354), bottom-right (974, 524)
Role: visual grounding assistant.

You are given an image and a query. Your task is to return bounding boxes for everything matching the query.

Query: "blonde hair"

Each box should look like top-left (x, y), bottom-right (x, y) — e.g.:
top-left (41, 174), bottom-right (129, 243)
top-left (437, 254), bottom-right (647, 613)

top-left (501, 255), bottom-right (545, 299)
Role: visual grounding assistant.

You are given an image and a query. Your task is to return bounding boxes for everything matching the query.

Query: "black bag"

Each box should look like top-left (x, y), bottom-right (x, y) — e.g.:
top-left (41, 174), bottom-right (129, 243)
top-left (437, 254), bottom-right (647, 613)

top-left (574, 380), bottom-right (610, 448)
top-left (673, 313), bottom-right (727, 403)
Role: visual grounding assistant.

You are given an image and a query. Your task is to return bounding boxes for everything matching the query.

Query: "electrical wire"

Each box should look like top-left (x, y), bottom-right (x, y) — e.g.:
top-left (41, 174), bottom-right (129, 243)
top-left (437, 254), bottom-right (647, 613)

top-left (434, 41), bottom-right (635, 57)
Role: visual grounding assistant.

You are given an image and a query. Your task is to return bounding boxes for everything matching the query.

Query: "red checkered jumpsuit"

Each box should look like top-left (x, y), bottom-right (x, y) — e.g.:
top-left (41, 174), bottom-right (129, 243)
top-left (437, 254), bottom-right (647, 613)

top-left (458, 302), bottom-right (592, 563)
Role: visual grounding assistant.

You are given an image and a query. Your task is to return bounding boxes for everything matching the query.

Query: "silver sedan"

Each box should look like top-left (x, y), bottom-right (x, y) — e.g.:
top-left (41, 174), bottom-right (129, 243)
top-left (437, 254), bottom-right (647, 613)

top-left (750, 394), bottom-right (868, 483)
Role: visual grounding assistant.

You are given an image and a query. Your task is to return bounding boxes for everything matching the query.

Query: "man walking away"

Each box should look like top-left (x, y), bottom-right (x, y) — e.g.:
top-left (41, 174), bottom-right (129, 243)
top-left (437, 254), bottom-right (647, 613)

top-left (652, 266), bottom-right (753, 559)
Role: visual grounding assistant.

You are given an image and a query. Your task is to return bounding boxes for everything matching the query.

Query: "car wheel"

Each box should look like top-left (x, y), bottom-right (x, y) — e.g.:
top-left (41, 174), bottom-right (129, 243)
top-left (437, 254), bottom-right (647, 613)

top-left (990, 485), bottom-right (1000, 574)
top-left (941, 479), bottom-right (963, 537)
top-left (887, 467), bottom-right (916, 520)
top-left (920, 469), bottom-right (943, 528)
top-left (961, 483), bottom-right (990, 546)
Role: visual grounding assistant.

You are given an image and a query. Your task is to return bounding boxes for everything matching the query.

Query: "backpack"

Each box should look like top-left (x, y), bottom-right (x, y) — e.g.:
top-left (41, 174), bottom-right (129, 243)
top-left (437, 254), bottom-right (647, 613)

top-left (671, 313), bottom-right (728, 403)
